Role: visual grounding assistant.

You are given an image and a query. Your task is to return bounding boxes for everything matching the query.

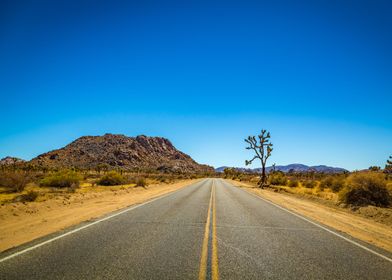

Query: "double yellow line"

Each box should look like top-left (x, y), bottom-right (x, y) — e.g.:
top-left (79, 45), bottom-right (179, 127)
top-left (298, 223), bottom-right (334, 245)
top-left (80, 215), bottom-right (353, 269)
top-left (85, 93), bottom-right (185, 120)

top-left (199, 180), bottom-right (219, 280)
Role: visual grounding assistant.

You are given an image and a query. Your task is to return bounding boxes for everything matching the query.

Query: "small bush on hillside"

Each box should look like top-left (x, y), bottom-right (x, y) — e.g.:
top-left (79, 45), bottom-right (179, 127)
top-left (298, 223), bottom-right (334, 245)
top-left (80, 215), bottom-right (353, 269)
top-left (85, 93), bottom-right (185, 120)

top-left (339, 172), bottom-right (391, 207)
top-left (40, 170), bottom-right (82, 188)
top-left (288, 179), bottom-right (299, 188)
top-left (97, 171), bottom-right (126, 186)
top-left (0, 170), bottom-right (31, 193)
top-left (268, 172), bottom-right (288, 186)
top-left (303, 180), bottom-right (317, 188)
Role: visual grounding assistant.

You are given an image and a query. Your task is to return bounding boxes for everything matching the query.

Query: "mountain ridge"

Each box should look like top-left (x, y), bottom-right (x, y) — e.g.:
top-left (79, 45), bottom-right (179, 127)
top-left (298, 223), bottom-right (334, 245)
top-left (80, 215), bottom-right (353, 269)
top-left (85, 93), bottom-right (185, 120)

top-left (215, 163), bottom-right (347, 173)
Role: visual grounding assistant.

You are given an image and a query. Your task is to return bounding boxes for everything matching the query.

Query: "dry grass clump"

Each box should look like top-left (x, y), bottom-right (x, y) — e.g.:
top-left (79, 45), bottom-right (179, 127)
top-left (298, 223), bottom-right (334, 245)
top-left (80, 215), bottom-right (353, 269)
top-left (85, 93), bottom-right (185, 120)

top-left (302, 180), bottom-right (317, 189)
top-left (339, 172), bottom-right (391, 207)
top-left (0, 170), bottom-right (31, 192)
top-left (288, 179), bottom-right (299, 188)
top-left (132, 177), bottom-right (147, 188)
top-left (13, 190), bottom-right (39, 202)
top-left (319, 176), bottom-right (345, 192)
top-left (268, 172), bottom-right (288, 186)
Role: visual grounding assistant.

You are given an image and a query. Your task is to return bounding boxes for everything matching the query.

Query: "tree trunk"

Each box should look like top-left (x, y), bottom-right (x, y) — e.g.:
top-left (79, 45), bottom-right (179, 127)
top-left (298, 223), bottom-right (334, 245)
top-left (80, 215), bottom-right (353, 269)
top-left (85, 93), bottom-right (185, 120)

top-left (259, 162), bottom-right (266, 188)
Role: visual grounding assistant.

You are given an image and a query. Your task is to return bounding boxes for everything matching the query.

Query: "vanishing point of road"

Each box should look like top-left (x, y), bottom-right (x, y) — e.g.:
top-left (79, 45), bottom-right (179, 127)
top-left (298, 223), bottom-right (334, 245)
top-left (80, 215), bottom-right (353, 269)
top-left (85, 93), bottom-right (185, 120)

top-left (1, 179), bottom-right (391, 279)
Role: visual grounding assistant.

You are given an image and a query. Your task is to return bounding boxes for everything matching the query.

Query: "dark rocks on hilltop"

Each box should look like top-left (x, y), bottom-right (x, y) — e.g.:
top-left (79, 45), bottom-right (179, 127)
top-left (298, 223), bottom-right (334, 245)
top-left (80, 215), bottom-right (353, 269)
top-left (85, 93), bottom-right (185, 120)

top-left (29, 134), bottom-right (214, 173)
top-left (0, 156), bottom-right (26, 166)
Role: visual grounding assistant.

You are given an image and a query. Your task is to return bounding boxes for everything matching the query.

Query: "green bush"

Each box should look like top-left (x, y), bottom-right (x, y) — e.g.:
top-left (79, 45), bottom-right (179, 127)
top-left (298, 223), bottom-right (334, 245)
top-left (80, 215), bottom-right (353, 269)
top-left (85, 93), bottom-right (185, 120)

top-left (288, 179), bottom-right (299, 188)
top-left (0, 170), bottom-right (31, 193)
top-left (339, 172), bottom-right (391, 207)
top-left (40, 170), bottom-right (82, 188)
top-left (268, 172), bottom-right (288, 186)
top-left (97, 171), bottom-right (126, 186)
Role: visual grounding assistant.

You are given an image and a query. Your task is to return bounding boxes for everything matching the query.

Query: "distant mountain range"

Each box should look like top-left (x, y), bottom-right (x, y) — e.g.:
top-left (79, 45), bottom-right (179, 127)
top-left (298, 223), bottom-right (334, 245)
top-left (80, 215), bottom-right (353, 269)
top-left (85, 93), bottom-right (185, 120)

top-left (215, 164), bottom-right (348, 174)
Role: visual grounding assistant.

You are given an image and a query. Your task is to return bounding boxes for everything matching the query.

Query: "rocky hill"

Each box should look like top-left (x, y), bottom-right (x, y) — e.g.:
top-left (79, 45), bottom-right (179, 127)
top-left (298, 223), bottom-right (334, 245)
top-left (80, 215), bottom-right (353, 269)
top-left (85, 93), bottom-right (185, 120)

top-left (0, 156), bottom-right (26, 166)
top-left (30, 134), bottom-right (213, 173)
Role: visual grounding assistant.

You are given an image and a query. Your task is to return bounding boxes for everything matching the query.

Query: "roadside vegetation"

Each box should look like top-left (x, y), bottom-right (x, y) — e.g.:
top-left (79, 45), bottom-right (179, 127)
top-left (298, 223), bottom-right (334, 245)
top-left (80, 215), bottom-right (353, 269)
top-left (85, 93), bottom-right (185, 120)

top-left (224, 155), bottom-right (392, 209)
top-left (0, 164), bottom-right (209, 205)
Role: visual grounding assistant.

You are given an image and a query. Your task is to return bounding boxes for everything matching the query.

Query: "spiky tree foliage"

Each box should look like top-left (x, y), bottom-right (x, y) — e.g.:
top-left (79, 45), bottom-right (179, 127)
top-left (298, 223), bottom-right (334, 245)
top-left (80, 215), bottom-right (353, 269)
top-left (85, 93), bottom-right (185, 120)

top-left (245, 130), bottom-right (273, 188)
top-left (385, 156), bottom-right (392, 174)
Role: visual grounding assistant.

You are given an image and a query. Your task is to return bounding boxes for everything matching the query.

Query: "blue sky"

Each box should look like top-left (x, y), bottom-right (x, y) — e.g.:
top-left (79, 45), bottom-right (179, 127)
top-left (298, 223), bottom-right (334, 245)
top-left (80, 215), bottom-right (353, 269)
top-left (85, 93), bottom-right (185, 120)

top-left (1, 0), bottom-right (391, 170)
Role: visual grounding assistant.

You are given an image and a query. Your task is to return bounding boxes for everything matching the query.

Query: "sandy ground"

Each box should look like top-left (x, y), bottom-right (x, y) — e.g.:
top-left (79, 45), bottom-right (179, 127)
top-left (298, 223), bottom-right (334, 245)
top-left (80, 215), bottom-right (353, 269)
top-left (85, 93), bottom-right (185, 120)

top-left (0, 179), bottom-right (200, 252)
top-left (228, 180), bottom-right (392, 253)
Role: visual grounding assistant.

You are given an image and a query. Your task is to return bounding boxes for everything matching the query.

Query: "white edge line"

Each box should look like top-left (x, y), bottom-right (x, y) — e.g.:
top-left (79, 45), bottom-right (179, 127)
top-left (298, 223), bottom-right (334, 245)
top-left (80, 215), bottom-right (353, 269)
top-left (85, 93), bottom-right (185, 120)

top-left (0, 179), bottom-right (206, 263)
top-left (236, 184), bottom-right (392, 263)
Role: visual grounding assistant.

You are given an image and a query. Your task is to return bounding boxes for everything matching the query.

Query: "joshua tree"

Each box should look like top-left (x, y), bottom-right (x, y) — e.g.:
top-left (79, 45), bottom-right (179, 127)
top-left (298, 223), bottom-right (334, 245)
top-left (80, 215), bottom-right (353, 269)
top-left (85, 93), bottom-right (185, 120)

top-left (245, 129), bottom-right (273, 188)
top-left (385, 156), bottom-right (392, 174)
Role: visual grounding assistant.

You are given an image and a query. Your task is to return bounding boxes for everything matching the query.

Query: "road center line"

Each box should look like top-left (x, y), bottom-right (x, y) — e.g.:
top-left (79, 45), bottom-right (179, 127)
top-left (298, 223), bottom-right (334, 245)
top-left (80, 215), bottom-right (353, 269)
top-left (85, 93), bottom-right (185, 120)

top-left (199, 182), bottom-right (213, 280)
top-left (211, 181), bottom-right (219, 280)
top-left (199, 180), bottom-right (219, 280)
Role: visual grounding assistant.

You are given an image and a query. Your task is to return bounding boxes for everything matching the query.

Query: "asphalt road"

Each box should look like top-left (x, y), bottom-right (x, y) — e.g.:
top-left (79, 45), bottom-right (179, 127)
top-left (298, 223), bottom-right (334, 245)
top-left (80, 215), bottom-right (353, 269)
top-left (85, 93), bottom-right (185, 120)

top-left (1, 178), bottom-right (391, 279)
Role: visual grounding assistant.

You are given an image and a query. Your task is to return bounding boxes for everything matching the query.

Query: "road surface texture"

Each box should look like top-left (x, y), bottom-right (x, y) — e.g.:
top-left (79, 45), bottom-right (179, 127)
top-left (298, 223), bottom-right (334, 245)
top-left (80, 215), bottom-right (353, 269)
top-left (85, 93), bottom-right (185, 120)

top-left (1, 179), bottom-right (391, 279)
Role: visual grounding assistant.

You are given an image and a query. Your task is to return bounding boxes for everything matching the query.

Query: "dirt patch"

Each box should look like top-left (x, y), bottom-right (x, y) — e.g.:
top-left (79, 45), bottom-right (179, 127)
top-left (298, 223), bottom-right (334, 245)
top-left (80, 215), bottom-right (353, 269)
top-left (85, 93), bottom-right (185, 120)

top-left (229, 179), bottom-right (392, 253)
top-left (0, 179), bottom-right (200, 252)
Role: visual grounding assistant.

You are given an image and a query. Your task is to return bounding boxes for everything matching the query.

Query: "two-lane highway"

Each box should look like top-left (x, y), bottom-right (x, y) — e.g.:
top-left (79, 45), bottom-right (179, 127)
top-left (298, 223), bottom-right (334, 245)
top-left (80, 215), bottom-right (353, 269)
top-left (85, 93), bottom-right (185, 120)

top-left (1, 179), bottom-right (391, 279)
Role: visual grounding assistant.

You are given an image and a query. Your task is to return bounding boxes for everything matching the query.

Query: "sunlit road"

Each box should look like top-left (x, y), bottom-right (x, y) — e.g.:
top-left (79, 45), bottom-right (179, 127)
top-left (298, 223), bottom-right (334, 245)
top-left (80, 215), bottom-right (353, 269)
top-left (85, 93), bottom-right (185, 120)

top-left (1, 179), bottom-right (391, 279)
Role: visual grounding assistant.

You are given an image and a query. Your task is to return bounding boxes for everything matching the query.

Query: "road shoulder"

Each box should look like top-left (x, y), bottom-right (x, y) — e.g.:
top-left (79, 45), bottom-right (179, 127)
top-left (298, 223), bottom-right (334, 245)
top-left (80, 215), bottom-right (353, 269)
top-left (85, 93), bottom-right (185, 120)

top-left (227, 179), bottom-right (392, 253)
top-left (0, 179), bottom-right (201, 252)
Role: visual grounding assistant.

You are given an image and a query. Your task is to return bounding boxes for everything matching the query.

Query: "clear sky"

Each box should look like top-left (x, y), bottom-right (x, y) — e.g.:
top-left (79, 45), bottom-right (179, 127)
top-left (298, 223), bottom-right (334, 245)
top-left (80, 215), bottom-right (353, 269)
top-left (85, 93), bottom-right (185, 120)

top-left (1, 0), bottom-right (391, 170)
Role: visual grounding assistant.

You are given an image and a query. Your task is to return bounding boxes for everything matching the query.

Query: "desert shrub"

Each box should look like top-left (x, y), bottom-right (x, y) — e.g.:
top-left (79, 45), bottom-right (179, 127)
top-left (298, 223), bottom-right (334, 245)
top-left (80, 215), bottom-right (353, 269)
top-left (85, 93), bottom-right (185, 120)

top-left (269, 172), bottom-right (288, 186)
top-left (13, 190), bottom-right (39, 202)
top-left (319, 176), bottom-right (334, 190)
top-left (97, 171), bottom-right (126, 186)
top-left (288, 179), bottom-right (299, 188)
top-left (134, 177), bottom-right (147, 188)
top-left (339, 172), bottom-right (391, 207)
top-left (0, 170), bottom-right (31, 192)
top-left (40, 170), bottom-right (82, 188)
top-left (303, 180), bottom-right (317, 188)
top-left (319, 176), bottom-right (345, 192)
top-left (330, 178), bottom-right (345, 192)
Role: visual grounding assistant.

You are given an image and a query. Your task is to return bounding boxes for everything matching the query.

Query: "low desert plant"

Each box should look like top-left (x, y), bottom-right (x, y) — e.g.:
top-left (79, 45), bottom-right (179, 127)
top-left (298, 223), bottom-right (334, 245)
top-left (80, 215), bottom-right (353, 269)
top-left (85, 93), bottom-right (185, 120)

top-left (13, 190), bottom-right (39, 202)
top-left (134, 177), bottom-right (147, 188)
top-left (319, 176), bottom-right (344, 192)
top-left (302, 180), bottom-right (317, 189)
top-left (339, 172), bottom-right (391, 207)
top-left (97, 171), bottom-right (126, 186)
top-left (319, 176), bottom-right (334, 190)
top-left (330, 178), bottom-right (345, 192)
top-left (0, 170), bottom-right (31, 193)
top-left (40, 170), bottom-right (82, 188)
top-left (288, 179), bottom-right (299, 188)
top-left (268, 172), bottom-right (287, 186)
